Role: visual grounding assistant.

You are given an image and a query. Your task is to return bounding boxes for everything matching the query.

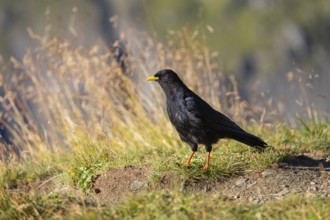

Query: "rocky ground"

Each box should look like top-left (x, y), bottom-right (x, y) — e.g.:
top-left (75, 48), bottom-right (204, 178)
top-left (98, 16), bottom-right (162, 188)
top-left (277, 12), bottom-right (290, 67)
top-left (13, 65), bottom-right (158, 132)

top-left (90, 154), bottom-right (330, 204)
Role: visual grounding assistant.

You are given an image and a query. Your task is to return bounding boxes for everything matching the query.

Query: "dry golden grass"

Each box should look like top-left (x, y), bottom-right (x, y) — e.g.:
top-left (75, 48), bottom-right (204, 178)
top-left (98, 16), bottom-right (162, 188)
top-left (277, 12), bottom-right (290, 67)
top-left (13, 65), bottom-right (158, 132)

top-left (0, 26), bottom-right (281, 161)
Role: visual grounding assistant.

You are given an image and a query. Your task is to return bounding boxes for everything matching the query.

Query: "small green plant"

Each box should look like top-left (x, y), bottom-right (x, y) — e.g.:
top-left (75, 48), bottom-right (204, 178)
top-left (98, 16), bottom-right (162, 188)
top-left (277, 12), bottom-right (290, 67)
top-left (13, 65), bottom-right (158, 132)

top-left (76, 162), bottom-right (102, 194)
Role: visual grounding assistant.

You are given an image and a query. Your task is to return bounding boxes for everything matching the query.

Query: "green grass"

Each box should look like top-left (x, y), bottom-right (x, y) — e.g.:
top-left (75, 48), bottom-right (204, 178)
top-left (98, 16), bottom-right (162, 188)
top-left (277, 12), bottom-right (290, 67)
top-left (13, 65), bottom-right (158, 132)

top-left (1, 190), bottom-right (329, 220)
top-left (3, 121), bottom-right (327, 194)
top-left (96, 192), bottom-right (330, 220)
top-left (0, 122), bottom-right (329, 219)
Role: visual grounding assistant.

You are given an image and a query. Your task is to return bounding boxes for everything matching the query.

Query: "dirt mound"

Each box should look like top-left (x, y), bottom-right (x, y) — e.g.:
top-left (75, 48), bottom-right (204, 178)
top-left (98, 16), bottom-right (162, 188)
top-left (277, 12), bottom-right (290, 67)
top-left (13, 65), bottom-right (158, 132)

top-left (182, 154), bottom-right (330, 203)
top-left (91, 165), bottom-right (150, 203)
top-left (215, 168), bottom-right (330, 203)
top-left (91, 155), bottom-right (330, 204)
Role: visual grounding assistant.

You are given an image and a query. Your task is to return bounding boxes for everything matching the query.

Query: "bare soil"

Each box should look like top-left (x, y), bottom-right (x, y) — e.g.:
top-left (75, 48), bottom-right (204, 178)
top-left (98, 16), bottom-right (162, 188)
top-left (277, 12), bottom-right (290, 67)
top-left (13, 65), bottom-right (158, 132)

top-left (90, 154), bottom-right (330, 204)
top-left (91, 165), bottom-right (151, 203)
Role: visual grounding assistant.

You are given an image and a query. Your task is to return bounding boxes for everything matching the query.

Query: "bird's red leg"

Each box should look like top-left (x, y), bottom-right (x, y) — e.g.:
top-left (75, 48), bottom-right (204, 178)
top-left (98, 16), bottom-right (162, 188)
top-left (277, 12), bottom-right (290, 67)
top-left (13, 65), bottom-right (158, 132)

top-left (185, 151), bottom-right (195, 167)
top-left (202, 152), bottom-right (211, 170)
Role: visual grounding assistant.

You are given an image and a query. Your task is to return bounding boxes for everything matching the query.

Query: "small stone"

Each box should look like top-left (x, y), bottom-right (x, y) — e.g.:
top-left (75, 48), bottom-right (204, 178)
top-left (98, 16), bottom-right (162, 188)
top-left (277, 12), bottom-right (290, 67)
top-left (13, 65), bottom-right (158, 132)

top-left (276, 188), bottom-right (289, 197)
top-left (55, 186), bottom-right (71, 194)
top-left (204, 184), bottom-right (211, 192)
top-left (311, 186), bottom-right (318, 191)
top-left (247, 196), bottom-right (260, 203)
top-left (261, 169), bottom-right (275, 177)
top-left (130, 180), bottom-right (148, 191)
top-left (311, 182), bottom-right (316, 185)
top-left (94, 188), bottom-right (101, 194)
top-left (278, 162), bottom-right (288, 167)
top-left (180, 179), bottom-right (189, 193)
top-left (233, 193), bottom-right (240, 199)
top-left (271, 163), bottom-right (279, 169)
top-left (235, 178), bottom-right (247, 187)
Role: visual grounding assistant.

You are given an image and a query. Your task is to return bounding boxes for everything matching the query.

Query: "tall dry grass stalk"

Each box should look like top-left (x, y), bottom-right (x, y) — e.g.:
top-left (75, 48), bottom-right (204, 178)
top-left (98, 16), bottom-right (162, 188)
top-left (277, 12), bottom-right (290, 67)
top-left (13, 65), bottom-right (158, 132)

top-left (0, 26), bottom-right (305, 161)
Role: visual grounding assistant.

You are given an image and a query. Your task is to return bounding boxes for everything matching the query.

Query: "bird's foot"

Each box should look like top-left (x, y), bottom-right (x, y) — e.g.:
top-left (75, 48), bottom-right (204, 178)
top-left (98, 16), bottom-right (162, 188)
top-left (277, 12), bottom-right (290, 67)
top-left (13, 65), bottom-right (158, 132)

top-left (184, 162), bottom-right (191, 168)
top-left (200, 164), bottom-right (209, 170)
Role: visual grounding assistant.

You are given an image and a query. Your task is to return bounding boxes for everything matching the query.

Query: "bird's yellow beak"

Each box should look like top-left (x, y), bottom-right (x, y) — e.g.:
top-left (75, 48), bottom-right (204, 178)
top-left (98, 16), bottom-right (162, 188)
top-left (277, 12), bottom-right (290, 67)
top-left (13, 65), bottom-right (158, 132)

top-left (146, 76), bottom-right (159, 81)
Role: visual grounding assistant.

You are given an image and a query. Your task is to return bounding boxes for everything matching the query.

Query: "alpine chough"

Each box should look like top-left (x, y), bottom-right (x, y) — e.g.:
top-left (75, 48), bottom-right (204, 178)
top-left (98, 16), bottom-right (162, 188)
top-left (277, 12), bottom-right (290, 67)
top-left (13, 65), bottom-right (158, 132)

top-left (147, 69), bottom-right (268, 169)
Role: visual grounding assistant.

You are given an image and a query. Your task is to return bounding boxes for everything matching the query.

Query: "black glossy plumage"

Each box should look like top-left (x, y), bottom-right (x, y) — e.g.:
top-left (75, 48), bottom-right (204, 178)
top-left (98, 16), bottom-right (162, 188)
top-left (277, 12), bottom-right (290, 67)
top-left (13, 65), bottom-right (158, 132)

top-left (148, 69), bottom-right (268, 168)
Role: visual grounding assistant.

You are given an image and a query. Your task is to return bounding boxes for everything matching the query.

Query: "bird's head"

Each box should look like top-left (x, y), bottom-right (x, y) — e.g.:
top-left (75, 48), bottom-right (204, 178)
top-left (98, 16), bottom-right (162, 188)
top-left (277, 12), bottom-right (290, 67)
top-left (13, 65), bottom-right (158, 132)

top-left (146, 69), bottom-right (181, 85)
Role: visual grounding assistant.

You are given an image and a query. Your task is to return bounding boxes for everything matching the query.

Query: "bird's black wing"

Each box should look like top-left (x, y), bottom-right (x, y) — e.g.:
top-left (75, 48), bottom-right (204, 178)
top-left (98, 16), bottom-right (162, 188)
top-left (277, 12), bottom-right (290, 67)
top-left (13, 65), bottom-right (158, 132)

top-left (184, 93), bottom-right (267, 149)
top-left (184, 94), bottom-right (244, 133)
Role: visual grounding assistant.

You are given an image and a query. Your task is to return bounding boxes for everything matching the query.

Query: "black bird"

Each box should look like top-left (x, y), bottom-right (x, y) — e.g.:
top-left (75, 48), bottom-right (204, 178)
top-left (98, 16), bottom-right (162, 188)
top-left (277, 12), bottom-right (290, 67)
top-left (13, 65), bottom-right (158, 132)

top-left (147, 69), bottom-right (268, 169)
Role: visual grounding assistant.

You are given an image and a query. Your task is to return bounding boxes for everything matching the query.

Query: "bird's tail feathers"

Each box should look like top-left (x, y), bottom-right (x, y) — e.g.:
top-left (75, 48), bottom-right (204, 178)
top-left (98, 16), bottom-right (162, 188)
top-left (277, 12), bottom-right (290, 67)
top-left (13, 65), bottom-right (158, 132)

top-left (227, 131), bottom-right (268, 152)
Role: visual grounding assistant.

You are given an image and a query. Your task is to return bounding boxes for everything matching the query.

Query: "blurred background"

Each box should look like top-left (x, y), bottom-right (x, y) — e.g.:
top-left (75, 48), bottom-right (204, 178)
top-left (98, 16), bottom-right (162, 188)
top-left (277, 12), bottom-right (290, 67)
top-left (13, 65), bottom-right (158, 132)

top-left (1, 0), bottom-right (329, 101)
top-left (0, 0), bottom-right (329, 156)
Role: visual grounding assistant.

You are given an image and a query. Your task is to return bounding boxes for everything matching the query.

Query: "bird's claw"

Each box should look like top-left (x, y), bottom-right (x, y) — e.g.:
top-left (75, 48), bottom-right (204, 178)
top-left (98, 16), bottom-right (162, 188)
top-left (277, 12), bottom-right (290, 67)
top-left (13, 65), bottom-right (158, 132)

top-left (184, 163), bottom-right (191, 168)
top-left (200, 165), bottom-right (209, 170)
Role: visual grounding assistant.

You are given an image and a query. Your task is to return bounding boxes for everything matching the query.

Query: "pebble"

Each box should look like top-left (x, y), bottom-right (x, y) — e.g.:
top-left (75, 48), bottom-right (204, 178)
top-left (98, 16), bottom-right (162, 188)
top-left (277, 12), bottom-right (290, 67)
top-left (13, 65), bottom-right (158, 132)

top-left (204, 184), bottom-right (211, 192)
top-left (130, 180), bottom-right (148, 191)
top-left (311, 186), bottom-right (319, 191)
top-left (261, 169), bottom-right (275, 177)
top-left (233, 193), bottom-right (240, 199)
top-left (248, 196), bottom-right (260, 204)
top-left (235, 178), bottom-right (247, 187)
top-left (276, 188), bottom-right (289, 197)
top-left (180, 179), bottom-right (189, 193)
top-left (55, 186), bottom-right (72, 194)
